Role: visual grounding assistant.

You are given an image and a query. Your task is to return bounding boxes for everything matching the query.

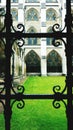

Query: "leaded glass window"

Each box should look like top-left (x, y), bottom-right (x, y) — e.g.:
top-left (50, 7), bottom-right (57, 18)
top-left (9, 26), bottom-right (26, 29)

top-left (11, 8), bottom-right (18, 21)
top-left (26, 0), bottom-right (38, 2)
top-left (27, 8), bottom-right (38, 21)
top-left (46, 9), bottom-right (57, 21)
top-left (11, 0), bottom-right (18, 2)
top-left (46, 0), bottom-right (57, 2)
top-left (47, 27), bottom-right (54, 45)
top-left (25, 50), bottom-right (40, 73)
top-left (28, 28), bottom-right (37, 45)
top-left (47, 50), bottom-right (62, 72)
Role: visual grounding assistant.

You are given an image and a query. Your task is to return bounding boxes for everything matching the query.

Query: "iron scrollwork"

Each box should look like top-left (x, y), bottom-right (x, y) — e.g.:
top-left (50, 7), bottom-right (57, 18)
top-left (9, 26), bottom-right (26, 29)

top-left (11, 85), bottom-right (25, 109)
top-left (52, 23), bottom-right (67, 109)
top-left (53, 85), bottom-right (67, 109)
top-left (52, 23), bottom-right (66, 47)
top-left (11, 23), bottom-right (25, 47)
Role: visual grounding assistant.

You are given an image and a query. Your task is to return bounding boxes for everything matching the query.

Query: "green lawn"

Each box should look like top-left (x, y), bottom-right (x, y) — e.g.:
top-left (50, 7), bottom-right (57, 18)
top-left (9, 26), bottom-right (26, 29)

top-left (0, 76), bottom-right (67, 130)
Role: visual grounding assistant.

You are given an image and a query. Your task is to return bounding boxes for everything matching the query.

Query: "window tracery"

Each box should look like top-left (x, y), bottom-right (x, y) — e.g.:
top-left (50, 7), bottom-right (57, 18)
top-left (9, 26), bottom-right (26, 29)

top-left (27, 8), bottom-right (38, 21)
top-left (11, 0), bottom-right (18, 3)
top-left (46, 9), bottom-right (57, 21)
top-left (25, 0), bottom-right (38, 2)
top-left (47, 50), bottom-right (62, 72)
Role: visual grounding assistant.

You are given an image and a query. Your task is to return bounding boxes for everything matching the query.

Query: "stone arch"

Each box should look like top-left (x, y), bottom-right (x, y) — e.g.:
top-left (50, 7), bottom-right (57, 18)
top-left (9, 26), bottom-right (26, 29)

top-left (46, 8), bottom-right (58, 21)
top-left (47, 50), bottom-right (62, 72)
top-left (27, 26), bottom-right (37, 33)
top-left (26, 8), bottom-right (39, 21)
top-left (25, 50), bottom-right (41, 73)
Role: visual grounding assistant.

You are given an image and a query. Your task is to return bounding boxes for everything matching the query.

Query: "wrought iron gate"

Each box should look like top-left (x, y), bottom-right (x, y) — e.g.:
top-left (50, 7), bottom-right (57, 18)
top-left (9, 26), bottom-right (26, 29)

top-left (0, 0), bottom-right (73, 130)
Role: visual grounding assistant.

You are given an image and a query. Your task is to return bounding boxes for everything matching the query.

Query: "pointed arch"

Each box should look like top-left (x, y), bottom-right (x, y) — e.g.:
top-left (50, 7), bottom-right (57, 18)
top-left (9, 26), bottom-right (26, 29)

top-left (46, 8), bottom-right (57, 21)
top-left (27, 26), bottom-right (37, 33)
top-left (47, 50), bottom-right (62, 72)
top-left (26, 8), bottom-right (39, 21)
top-left (25, 50), bottom-right (41, 73)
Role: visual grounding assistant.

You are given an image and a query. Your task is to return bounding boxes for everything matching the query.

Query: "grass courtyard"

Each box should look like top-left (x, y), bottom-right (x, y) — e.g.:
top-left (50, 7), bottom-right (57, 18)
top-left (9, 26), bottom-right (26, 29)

top-left (0, 76), bottom-right (67, 130)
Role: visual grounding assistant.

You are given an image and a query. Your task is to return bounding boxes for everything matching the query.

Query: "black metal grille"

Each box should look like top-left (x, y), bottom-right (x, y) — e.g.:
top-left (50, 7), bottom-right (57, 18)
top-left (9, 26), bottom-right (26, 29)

top-left (0, 0), bottom-right (73, 130)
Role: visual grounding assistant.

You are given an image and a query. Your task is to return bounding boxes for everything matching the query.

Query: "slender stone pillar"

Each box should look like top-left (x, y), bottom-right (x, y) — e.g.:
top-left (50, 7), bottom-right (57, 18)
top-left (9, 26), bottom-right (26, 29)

top-left (40, 0), bottom-right (47, 76)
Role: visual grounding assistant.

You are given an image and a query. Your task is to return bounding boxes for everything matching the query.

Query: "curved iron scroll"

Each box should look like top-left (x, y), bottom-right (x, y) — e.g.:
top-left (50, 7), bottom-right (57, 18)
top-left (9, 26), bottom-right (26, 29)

top-left (52, 23), bottom-right (66, 47)
top-left (53, 85), bottom-right (67, 109)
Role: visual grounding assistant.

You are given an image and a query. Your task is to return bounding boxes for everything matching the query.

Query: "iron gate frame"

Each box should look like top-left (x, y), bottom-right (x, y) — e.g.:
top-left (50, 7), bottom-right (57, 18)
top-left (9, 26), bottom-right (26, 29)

top-left (0, 0), bottom-right (73, 130)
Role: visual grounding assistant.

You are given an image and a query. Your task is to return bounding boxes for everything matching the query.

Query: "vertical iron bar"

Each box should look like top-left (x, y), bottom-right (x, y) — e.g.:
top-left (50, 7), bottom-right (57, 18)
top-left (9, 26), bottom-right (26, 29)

top-left (4, 0), bottom-right (12, 130)
top-left (66, 0), bottom-right (73, 130)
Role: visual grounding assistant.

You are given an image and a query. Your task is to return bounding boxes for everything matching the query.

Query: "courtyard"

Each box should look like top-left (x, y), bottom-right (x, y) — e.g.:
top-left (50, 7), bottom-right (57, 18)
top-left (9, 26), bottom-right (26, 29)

top-left (0, 76), bottom-right (67, 130)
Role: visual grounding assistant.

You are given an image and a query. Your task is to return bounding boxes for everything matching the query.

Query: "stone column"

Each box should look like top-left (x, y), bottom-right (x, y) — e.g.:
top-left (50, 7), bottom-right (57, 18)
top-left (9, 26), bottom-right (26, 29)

top-left (40, 0), bottom-right (47, 76)
top-left (61, 0), bottom-right (67, 75)
top-left (18, 0), bottom-right (24, 24)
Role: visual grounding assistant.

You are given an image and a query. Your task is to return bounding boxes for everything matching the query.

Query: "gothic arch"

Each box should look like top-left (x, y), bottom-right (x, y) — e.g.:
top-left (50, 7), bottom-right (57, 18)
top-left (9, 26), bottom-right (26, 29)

top-left (26, 8), bottom-right (39, 21)
top-left (46, 8), bottom-right (58, 21)
top-left (25, 50), bottom-right (41, 73)
top-left (47, 50), bottom-right (62, 72)
top-left (27, 26), bottom-right (37, 33)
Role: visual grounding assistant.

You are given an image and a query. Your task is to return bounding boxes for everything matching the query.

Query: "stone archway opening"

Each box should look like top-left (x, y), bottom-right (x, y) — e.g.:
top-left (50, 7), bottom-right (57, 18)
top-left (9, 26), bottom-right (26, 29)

top-left (47, 50), bottom-right (62, 73)
top-left (25, 50), bottom-right (41, 75)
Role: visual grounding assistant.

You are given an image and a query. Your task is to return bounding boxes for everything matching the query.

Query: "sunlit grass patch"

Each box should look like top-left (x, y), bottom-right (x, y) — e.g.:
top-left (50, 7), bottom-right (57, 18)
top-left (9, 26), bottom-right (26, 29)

top-left (0, 76), bottom-right (67, 130)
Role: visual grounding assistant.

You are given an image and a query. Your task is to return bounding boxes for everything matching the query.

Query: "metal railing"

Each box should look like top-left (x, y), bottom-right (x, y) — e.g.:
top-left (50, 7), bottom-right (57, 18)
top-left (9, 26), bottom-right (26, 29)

top-left (0, 0), bottom-right (73, 130)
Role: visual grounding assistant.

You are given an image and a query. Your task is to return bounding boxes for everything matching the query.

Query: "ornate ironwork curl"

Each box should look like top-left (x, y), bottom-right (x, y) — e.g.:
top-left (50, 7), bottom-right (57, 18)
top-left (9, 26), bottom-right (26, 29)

top-left (52, 38), bottom-right (66, 47)
top-left (52, 23), bottom-right (66, 47)
top-left (11, 99), bottom-right (25, 109)
top-left (53, 85), bottom-right (61, 93)
top-left (53, 85), bottom-right (67, 94)
top-left (53, 85), bottom-right (67, 109)
top-left (53, 100), bottom-right (61, 109)
top-left (11, 38), bottom-right (25, 48)
top-left (11, 84), bottom-right (25, 109)
top-left (17, 100), bottom-right (25, 109)
top-left (17, 38), bottom-right (25, 47)
top-left (53, 99), bottom-right (67, 109)
top-left (17, 85), bottom-right (25, 94)
top-left (11, 84), bottom-right (25, 95)
top-left (12, 23), bottom-right (25, 33)
top-left (52, 23), bottom-right (66, 32)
